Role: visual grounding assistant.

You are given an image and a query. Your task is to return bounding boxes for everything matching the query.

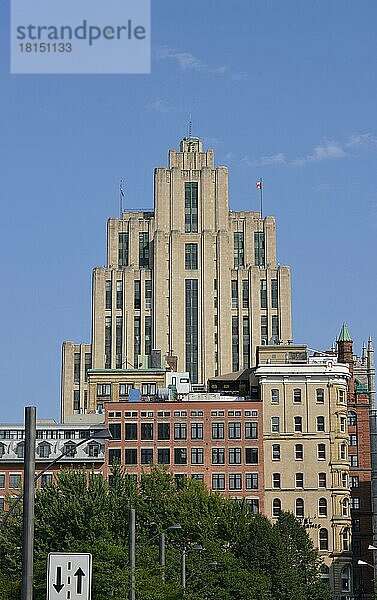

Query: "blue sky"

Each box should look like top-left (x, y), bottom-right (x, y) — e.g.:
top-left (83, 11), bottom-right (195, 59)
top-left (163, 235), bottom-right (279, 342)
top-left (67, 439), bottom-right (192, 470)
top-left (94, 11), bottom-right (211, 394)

top-left (1, 1), bottom-right (376, 422)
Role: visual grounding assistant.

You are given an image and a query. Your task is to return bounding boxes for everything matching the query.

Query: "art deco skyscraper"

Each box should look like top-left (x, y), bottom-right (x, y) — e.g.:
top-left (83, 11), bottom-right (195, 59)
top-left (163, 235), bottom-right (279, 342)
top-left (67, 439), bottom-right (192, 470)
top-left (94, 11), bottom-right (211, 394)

top-left (61, 136), bottom-right (292, 419)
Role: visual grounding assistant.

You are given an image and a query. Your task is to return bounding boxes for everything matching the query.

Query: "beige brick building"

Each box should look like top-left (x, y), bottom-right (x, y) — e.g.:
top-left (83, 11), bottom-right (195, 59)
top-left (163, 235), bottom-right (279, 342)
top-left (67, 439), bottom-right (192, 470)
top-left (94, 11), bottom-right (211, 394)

top-left (61, 136), bottom-right (292, 420)
top-left (256, 344), bottom-right (352, 598)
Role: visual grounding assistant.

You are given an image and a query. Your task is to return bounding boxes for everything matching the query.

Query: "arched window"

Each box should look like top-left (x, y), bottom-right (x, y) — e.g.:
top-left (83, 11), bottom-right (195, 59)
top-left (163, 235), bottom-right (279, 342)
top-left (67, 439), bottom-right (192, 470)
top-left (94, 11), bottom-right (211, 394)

top-left (0, 443), bottom-right (5, 458)
top-left (272, 498), bottom-right (281, 517)
top-left (38, 442), bottom-right (51, 459)
top-left (320, 564), bottom-right (330, 581)
top-left (319, 528), bottom-right (328, 550)
top-left (63, 442), bottom-right (77, 458)
top-left (348, 411), bottom-right (357, 426)
top-left (295, 498), bottom-right (304, 518)
top-left (341, 565), bottom-right (351, 591)
top-left (342, 528), bottom-right (350, 551)
top-left (342, 498), bottom-right (349, 517)
top-left (318, 498), bottom-right (327, 517)
top-left (16, 442), bottom-right (24, 459)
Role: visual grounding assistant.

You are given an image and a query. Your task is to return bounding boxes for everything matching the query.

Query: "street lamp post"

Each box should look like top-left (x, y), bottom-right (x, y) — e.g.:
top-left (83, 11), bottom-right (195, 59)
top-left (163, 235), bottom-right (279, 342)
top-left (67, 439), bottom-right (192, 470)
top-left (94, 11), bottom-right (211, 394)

top-left (180, 545), bottom-right (203, 589)
top-left (159, 524), bottom-right (182, 582)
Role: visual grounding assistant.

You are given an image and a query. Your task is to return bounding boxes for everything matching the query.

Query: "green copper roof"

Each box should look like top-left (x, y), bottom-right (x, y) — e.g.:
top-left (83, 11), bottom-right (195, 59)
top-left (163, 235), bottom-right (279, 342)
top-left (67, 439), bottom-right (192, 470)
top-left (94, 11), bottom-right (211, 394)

top-left (338, 323), bottom-right (352, 342)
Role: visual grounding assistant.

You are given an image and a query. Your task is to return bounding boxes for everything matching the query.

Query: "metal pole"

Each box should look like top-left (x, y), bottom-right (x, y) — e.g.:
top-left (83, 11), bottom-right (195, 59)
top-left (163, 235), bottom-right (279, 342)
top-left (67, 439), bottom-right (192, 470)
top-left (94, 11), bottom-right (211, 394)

top-left (21, 406), bottom-right (36, 600)
top-left (367, 339), bottom-right (377, 593)
top-left (180, 548), bottom-right (186, 589)
top-left (129, 508), bottom-right (136, 600)
top-left (159, 532), bottom-right (165, 582)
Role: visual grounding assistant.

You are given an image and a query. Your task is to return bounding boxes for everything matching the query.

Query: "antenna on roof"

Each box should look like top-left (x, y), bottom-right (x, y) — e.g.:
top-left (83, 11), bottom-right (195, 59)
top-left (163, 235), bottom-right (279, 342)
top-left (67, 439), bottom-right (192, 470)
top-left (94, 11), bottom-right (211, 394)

top-left (188, 113), bottom-right (192, 138)
top-left (120, 178), bottom-right (125, 217)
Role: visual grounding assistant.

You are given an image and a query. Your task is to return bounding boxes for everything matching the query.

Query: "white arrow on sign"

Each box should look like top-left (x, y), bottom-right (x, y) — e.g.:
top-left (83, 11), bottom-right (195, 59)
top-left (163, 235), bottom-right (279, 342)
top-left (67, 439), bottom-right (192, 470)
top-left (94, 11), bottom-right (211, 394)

top-left (47, 553), bottom-right (92, 600)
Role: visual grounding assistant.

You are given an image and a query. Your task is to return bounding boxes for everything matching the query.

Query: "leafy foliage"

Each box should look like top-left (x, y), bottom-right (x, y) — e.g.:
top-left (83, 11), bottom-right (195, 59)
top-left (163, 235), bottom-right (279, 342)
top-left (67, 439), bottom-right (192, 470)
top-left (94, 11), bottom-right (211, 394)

top-left (0, 467), bottom-right (330, 599)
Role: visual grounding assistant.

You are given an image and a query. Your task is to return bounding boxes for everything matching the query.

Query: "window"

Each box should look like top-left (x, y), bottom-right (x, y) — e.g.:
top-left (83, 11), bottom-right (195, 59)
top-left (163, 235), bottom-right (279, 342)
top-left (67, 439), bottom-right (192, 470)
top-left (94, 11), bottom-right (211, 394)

top-left (245, 422), bottom-right (258, 439)
top-left (144, 316), bottom-right (152, 356)
top-left (228, 422), bottom-right (241, 439)
top-left (134, 280), bottom-right (141, 310)
top-left (139, 232), bottom-right (149, 268)
top-left (229, 448), bottom-right (242, 464)
top-left (352, 518), bottom-right (361, 532)
top-left (9, 474), bottom-right (21, 489)
top-left (316, 388), bottom-right (324, 403)
top-left (272, 444), bottom-right (281, 460)
top-left (352, 539), bottom-right (361, 557)
top-left (341, 473), bottom-right (348, 487)
top-left (73, 390), bottom-right (80, 412)
top-left (116, 280), bottom-right (123, 309)
top-left (141, 449), bottom-right (153, 464)
top-left (294, 417), bottom-right (302, 432)
top-left (318, 498), bottom-right (327, 517)
top-left (116, 316), bottom-right (123, 368)
top-left (229, 474), bottom-right (242, 490)
top-left (185, 182), bottom-right (198, 233)
top-left (185, 243), bottom-right (198, 269)
top-left (242, 280), bottom-right (249, 308)
top-left (125, 449), bottom-right (137, 465)
top-left (0, 474), bottom-right (5, 488)
top-left (158, 449), bottom-right (170, 465)
top-left (174, 423), bottom-right (187, 440)
top-left (88, 443), bottom-right (100, 458)
top-left (295, 498), bottom-right (304, 518)
top-left (245, 473), bottom-right (258, 490)
top-left (340, 443), bottom-right (347, 460)
top-left (125, 423), bottom-right (137, 440)
top-left (254, 231), bottom-right (265, 267)
top-left (64, 442), bottom-right (77, 458)
top-left (232, 316), bottom-right (239, 372)
top-left (105, 280), bottom-right (112, 309)
top-left (319, 528), bottom-right (328, 550)
top-left (349, 434), bottom-right (357, 446)
top-left (318, 473), bottom-right (326, 487)
top-left (247, 498), bottom-right (259, 514)
top-left (212, 423), bottom-right (224, 439)
top-left (317, 416), bottom-right (325, 432)
top-left (108, 423), bottom-right (121, 441)
top-left (118, 232), bottom-right (129, 267)
top-left (271, 316), bottom-right (279, 342)
top-left (191, 448), bottom-right (204, 464)
top-left (120, 383), bottom-right (134, 397)
top-left (84, 353), bottom-right (91, 382)
top-left (105, 316), bottom-right (112, 369)
top-left (341, 566), bottom-right (351, 591)
top-left (342, 528), bottom-right (350, 551)
top-left (348, 412), bottom-right (357, 426)
top-left (242, 317), bottom-right (250, 369)
top-left (260, 280), bottom-right (267, 308)
top-left (295, 473), bottom-right (304, 488)
top-left (41, 473), bottom-right (53, 488)
top-left (271, 279), bottom-right (278, 308)
top-left (97, 384), bottom-right (111, 397)
top-left (271, 389), bottom-right (279, 404)
top-left (350, 497), bottom-right (360, 510)
top-left (212, 448), bottom-right (225, 464)
top-left (174, 448), bottom-right (187, 465)
top-left (157, 423), bottom-right (170, 441)
top-left (16, 442), bottom-right (24, 459)
top-left (295, 444), bottom-right (303, 460)
top-left (339, 389), bottom-right (346, 404)
top-left (108, 449), bottom-right (121, 464)
top-left (350, 454), bottom-right (358, 466)
top-left (141, 383), bottom-right (157, 396)
top-left (234, 232), bottom-right (244, 268)
top-left (350, 475), bottom-right (359, 488)
top-left (271, 417), bottom-right (280, 433)
top-left (191, 423), bottom-right (203, 440)
top-left (74, 352), bottom-right (80, 383)
top-left (273, 473), bottom-right (281, 488)
top-left (293, 389), bottom-right (302, 403)
top-left (185, 279), bottom-right (198, 383)
top-left (261, 315), bottom-right (268, 343)
top-left (272, 498), bottom-right (281, 516)
top-left (212, 474), bottom-right (225, 490)
top-left (141, 423), bottom-right (153, 441)
top-left (317, 444), bottom-right (326, 460)
top-left (342, 498), bottom-right (349, 517)
top-left (38, 442), bottom-right (51, 459)
top-left (245, 448), bottom-right (258, 465)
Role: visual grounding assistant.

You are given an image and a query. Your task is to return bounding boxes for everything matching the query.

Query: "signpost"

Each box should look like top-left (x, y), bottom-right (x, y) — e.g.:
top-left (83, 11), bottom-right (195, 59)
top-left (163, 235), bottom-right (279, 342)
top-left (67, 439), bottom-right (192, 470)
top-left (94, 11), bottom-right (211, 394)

top-left (47, 553), bottom-right (92, 600)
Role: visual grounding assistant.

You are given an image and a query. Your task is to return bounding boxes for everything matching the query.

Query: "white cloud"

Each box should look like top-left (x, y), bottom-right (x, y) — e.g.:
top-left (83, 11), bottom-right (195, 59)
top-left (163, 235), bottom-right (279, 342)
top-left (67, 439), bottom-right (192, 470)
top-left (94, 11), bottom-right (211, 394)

top-left (156, 46), bottom-right (226, 75)
top-left (292, 141), bottom-right (346, 166)
top-left (146, 99), bottom-right (172, 113)
top-left (240, 153), bottom-right (287, 167)
top-left (346, 132), bottom-right (377, 147)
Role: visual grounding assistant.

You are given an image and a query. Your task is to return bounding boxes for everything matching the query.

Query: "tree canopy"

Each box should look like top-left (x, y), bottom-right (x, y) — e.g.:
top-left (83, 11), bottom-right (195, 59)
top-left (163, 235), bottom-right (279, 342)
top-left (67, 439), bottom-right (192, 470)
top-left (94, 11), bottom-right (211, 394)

top-left (0, 467), bottom-right (331, 600)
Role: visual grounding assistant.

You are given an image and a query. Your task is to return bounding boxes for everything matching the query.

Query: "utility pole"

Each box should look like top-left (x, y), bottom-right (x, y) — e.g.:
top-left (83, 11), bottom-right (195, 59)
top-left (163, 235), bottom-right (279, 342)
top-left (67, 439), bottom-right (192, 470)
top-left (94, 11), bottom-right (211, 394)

top-left (21, 406), bottom-right (36, 600)
top-left (159, 532), bottom-right (165, 582)
top-left (129, 508), bottom-right (136, 600)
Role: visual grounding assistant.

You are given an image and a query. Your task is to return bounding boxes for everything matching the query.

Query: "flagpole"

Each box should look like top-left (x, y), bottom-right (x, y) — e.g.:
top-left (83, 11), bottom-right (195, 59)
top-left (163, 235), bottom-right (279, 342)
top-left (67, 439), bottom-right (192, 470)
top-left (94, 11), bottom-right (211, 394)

top-left (260, 177), bottom-right (263, 220)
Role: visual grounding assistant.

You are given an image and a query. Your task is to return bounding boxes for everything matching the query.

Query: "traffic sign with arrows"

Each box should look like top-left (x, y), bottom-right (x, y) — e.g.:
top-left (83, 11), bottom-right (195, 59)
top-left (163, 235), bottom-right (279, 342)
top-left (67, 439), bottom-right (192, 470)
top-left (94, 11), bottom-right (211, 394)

top-left (47, 553), bottom-right (92, 600)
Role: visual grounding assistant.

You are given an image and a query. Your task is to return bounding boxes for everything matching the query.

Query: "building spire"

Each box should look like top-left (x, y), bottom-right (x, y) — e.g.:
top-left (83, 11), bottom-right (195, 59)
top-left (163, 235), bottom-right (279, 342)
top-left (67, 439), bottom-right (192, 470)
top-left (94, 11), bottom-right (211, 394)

top-left (338, 322), bottom-right (352, 342)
